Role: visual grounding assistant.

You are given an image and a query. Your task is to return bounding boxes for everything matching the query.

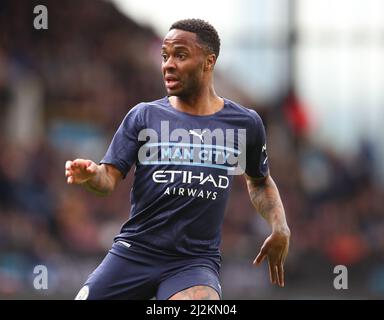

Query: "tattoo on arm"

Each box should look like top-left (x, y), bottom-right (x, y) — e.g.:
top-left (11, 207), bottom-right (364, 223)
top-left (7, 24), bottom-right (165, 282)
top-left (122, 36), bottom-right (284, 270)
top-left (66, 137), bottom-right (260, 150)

top-left (82, 166), bottom-right (117, 196)
top-left (246, 175), bottom-right (285, 225)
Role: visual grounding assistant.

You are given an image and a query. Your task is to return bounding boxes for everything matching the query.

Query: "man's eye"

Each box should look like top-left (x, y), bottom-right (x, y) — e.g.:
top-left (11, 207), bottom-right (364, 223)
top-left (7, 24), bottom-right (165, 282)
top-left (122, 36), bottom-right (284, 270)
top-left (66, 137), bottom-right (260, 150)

top-left (177, 54), bottom-right (186, 60)
top-left (161, 54), bottom-right (168, 61)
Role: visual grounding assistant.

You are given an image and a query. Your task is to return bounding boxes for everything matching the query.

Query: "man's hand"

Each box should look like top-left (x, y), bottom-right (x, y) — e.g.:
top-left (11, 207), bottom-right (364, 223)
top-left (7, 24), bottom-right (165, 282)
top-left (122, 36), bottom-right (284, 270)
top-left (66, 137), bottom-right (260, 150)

top-left (65, 159), bottom-right (98, 185)
top-left (245, 174), bottom-right (290, 287)
top-left (65, 160), bottom-right (122, 196)
top-left (254, 229), bottom-right (290, 287)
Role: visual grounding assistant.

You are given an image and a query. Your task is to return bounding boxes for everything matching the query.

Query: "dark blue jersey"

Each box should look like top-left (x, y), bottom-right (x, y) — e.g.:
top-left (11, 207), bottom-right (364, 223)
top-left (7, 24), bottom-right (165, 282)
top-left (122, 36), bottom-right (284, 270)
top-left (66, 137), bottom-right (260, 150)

top-left (101, 97), bottom-right (268, 262)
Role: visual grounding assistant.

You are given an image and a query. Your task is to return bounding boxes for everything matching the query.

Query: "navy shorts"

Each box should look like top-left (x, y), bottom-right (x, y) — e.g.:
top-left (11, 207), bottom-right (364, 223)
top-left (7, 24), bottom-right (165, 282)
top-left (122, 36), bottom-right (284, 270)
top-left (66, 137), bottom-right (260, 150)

top-left (75, 241), bottom-right (221, 300)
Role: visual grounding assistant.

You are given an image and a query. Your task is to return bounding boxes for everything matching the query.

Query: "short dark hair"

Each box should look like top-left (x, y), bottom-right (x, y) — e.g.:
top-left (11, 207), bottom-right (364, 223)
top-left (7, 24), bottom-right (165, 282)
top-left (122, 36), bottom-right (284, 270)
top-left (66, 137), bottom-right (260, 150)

top-left (170, 19), bottom-right (221, 58)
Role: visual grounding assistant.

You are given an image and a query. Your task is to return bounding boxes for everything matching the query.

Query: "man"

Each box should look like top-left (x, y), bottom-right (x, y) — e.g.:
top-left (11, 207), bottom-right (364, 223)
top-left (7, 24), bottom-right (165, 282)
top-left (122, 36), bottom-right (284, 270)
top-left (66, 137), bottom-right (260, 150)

top-left (65, 19), bottom-right (290, 300)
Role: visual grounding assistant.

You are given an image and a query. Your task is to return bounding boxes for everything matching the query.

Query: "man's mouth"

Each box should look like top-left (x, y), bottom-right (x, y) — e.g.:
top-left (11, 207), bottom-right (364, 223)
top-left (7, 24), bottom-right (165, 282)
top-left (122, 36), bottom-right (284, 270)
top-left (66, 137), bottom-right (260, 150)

top-left (165, 76), bottom-right (180, 89)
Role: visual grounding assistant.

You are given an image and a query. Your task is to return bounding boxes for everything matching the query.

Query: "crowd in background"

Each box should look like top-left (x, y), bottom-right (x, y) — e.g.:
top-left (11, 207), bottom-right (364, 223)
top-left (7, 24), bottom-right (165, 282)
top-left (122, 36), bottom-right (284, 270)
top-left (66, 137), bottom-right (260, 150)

top-left (1, 0), bottom-right (384, 299)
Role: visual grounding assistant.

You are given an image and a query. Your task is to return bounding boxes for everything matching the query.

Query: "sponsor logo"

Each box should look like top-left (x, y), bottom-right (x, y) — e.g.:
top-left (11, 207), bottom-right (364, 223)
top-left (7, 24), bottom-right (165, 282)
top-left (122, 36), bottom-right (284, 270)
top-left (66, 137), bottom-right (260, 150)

top-left (188, 129), bottom-right (206, 142)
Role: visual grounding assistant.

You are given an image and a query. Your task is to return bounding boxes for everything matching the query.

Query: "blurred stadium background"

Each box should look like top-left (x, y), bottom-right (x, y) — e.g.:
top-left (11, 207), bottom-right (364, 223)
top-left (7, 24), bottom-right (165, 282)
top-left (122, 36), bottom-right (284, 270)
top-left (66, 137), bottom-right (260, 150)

top-left (1, 0), bottom-right (384, 299)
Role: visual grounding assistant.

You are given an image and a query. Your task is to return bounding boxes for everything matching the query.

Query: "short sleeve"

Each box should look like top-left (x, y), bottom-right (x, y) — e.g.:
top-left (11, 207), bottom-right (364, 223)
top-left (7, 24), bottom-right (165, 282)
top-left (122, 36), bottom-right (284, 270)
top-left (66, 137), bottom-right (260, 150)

top-left (100, 104), bottom-right (144, 178)
top-left (245, 110), bottom-right (269, 178)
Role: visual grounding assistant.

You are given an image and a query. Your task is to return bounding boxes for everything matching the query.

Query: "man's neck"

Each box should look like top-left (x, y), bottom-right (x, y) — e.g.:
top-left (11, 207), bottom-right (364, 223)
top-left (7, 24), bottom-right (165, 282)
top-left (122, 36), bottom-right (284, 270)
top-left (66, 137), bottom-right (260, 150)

top-left (169, 88), bottom-right (224, 116)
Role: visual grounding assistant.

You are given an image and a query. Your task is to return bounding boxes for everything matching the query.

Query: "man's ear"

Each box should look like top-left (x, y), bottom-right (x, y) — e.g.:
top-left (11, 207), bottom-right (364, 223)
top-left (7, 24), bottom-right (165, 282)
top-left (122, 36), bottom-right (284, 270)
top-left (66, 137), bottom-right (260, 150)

top-left (204, 54), bottom-right (216, 71)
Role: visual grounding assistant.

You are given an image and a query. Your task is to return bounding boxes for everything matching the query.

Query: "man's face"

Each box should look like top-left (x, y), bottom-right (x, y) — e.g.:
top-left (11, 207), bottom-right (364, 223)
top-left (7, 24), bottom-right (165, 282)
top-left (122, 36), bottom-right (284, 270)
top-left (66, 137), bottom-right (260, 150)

top-left (161, 29), bottom-right (207, 97)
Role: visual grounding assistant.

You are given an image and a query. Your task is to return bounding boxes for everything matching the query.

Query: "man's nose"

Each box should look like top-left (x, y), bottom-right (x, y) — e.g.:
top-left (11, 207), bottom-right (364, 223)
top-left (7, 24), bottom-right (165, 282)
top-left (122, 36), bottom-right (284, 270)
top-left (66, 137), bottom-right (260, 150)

top-left (163, 56), bottom-right (176, 70)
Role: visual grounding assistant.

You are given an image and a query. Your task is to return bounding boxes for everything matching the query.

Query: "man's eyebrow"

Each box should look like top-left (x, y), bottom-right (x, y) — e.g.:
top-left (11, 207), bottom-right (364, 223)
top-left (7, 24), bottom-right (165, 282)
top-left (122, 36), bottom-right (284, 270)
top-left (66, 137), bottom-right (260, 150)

top-left (173, 45), bottom-right (191, 51)
top-left (161, 44), bottom-right (192, 52)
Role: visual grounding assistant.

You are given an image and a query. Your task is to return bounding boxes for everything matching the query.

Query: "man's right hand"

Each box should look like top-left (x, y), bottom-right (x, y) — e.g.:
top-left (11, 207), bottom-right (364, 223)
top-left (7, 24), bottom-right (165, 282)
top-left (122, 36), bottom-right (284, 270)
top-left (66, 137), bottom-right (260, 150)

top-left (65, 159), bottom-right (98, 185)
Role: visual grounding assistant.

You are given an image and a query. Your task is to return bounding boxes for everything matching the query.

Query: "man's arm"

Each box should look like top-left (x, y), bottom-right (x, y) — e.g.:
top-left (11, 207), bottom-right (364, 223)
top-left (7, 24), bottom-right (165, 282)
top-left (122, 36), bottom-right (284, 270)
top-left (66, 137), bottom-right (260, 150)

top-left (65, 159), bottom-right (123, 196)
top-left (244, 174), bottom-right (290, 287)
